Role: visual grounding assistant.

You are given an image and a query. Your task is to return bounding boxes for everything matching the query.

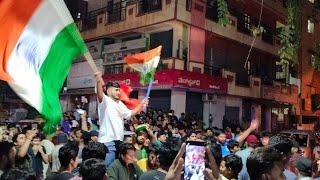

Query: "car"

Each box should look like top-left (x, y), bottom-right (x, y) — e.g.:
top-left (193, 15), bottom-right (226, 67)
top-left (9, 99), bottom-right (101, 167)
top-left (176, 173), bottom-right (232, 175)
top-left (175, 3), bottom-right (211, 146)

top-left (280, 130), bottom-right (317, 159)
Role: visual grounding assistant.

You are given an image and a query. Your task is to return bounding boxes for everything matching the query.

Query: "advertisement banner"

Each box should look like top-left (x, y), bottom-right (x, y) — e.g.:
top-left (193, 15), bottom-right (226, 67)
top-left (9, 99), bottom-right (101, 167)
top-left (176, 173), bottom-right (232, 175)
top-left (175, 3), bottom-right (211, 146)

top-left (103, 69), bottom-right (228, 93)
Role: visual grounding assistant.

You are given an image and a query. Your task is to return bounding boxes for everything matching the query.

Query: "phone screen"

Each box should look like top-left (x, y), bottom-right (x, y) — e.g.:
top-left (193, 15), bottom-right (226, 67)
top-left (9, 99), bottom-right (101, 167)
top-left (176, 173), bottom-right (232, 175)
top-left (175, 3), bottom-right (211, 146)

top-left (184, 141), bottom-right (206, 180)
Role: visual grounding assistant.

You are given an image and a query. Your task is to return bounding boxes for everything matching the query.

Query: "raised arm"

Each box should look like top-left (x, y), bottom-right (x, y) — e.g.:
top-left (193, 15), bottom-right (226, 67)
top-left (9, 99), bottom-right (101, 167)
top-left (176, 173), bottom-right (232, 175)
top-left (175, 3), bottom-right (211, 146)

top-left (236, 118), bottom-right (259, 143)
top-left (95, 71), bottom-right (105, 103)
top-left (131, 98), bottom-right (149, 117)
top-left (18, 130), bottom-right (36, 158)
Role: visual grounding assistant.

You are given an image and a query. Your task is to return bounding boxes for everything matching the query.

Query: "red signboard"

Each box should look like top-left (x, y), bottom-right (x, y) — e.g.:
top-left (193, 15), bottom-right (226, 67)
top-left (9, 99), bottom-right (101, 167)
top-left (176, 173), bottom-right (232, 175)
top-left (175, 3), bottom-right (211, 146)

top-left (103, 70), bottom-right (228, 93)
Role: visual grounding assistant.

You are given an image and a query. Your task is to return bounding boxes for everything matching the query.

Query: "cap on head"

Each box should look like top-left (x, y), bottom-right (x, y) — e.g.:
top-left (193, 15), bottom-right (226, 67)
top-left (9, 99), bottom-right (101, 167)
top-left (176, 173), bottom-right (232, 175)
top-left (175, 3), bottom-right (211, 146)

top-left (246, 134), bottom-right (258, 145)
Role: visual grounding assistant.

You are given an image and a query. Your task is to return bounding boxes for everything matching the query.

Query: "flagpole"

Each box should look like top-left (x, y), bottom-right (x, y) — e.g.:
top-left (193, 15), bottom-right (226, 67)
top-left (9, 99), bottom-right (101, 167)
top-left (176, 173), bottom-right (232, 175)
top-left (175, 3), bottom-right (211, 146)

top-left (146, 78), bottom-right (153, 98)
top-left (84, 52), bottom-right (99, 73)
top-left (143, 78), bottom-right (153, 112)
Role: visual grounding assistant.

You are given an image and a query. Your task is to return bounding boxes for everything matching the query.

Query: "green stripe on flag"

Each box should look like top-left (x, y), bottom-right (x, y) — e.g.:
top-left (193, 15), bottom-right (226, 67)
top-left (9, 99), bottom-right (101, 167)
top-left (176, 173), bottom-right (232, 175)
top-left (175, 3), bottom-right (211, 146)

top-left (39, 23), bottom-right (88, 134)
top-left (140, 68), bottom-right (156, 85)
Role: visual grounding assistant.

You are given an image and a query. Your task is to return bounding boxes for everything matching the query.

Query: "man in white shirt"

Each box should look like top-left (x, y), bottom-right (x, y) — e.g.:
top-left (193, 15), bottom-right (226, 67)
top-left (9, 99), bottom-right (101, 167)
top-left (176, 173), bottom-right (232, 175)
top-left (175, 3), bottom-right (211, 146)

top-left (95, 72), bottom-right (148, 166)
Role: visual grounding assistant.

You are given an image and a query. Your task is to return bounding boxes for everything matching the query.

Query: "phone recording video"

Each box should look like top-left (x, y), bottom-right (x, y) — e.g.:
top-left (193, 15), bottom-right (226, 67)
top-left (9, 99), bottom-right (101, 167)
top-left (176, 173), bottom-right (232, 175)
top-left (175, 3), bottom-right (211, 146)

top-left (184, 141), bottom-right (206, 180)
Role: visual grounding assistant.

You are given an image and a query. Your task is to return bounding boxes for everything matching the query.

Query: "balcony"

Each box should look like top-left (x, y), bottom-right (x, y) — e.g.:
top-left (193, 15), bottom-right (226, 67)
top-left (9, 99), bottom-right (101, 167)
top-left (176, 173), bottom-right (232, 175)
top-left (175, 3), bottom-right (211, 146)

top-left (262, 82), bottom-right (299, 105)
top-left (222, 69), bottom-right (261, 98)
top-left (198, 2), bottom-right (280, 55)
top-left (79, 0), bottom-right (175, 41)
top-left (82, 7), bottom-right (107, 31)
top-left (137, 0), bottom-right (162, 15)
top-left (106, 2), bottom-right (126, 24)
top-left (204, 65), bottom-right (222, 77)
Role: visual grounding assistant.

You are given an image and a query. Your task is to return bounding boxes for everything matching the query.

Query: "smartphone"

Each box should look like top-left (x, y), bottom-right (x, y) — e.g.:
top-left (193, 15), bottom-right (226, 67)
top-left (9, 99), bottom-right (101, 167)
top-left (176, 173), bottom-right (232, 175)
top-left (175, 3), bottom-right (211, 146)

top-left (184, 141), bottom-right (206, 180)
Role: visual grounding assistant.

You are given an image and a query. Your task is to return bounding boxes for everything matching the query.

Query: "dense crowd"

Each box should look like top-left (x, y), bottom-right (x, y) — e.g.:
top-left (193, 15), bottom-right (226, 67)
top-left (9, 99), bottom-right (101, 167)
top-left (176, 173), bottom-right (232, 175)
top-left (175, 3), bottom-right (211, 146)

top-left (0, 107), bottom-right (320, 180)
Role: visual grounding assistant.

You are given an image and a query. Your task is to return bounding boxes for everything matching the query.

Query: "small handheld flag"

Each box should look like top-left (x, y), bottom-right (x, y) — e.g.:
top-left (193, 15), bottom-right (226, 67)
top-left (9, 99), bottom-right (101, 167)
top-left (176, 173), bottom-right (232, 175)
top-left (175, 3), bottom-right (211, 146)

top-left (124, 46), bottom-right (162, 85)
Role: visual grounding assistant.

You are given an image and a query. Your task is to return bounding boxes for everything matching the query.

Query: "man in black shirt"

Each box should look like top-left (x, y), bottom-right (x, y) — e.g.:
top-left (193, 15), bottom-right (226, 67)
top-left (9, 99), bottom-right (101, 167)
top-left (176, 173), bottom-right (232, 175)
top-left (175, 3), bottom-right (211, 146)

top-left (46, 141), bottom-right (79, 180)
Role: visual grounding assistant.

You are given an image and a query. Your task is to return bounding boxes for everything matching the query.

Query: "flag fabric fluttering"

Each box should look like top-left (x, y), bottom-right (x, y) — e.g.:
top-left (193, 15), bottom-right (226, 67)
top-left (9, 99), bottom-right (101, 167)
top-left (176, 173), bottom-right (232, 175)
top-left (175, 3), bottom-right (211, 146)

top-left (119, 83), bottom-right (141, 110)
top-left (124, 46), bottom-right (162, 85)
top-left (0, 0), bottom-right (88, 134)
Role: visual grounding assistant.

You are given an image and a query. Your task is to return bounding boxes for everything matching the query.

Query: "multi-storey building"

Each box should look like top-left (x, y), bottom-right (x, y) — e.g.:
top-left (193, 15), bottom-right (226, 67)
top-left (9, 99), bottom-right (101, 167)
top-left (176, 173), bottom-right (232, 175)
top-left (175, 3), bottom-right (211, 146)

top-left (65, 0), bottom-right (320, 131)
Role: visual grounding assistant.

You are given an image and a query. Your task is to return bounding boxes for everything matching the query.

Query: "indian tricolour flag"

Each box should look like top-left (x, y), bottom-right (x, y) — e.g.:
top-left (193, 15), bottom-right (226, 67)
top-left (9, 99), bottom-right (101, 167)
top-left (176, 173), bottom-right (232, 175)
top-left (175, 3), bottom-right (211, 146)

top-left (124, 46), bottom-right (162, 85)
top-left (0, 0), bottom-right (88, 133)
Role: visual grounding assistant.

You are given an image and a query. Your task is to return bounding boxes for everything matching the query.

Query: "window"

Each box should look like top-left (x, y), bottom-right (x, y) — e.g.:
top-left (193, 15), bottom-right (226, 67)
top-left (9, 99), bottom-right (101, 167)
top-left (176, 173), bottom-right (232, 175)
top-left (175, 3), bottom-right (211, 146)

top-left (104, 65), bottom-right (123, 74)
top-left (310, 53), bottom-right (316, 66)
top-left (186, 0), bottom-right (192, 11)
top-left (206, 0), bottom-right (218, 22)
top-left (301, 99), bottom-right (306, 110)
top-left (244, 14), bottom-right (251, 30)
top-left (138, 0), bottom-right (162, 15)
top-left (237, 12), bottom-right (252, 35)
top-left (194, 3), bottom-right (204, 12)
top-left (107, 1), bottom-right (126, 24)
top-left (192, 67), bottom-right (202, 73)
top-left (307, 19), bottom-right (314, 33)
top-left (150, 30), bottom-right (173, 58)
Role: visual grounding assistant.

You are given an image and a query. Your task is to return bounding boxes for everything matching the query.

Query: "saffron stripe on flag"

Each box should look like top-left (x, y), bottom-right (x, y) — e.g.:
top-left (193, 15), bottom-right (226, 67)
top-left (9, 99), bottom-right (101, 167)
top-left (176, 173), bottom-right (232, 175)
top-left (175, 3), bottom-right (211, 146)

top-left (6, 0), bottom-right (77, 113)
top-left (0, 0), bottom-right (42, 81)
top-left (125, 46), bottom-right (162, 64)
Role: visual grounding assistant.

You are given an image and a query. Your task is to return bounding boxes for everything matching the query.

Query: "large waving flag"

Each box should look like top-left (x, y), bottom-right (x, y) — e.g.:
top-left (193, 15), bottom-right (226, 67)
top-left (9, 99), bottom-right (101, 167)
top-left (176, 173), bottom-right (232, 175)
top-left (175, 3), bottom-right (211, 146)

top-left (0, 0), bottom-right (88, 134)
top-left (124, 46), bottom-right (162, 85)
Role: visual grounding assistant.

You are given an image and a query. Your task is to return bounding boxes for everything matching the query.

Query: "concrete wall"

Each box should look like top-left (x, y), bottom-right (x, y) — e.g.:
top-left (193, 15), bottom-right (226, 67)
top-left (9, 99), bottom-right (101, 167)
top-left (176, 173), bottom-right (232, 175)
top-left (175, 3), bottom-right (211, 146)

top-left (223, 69), bottom-right (261, 98)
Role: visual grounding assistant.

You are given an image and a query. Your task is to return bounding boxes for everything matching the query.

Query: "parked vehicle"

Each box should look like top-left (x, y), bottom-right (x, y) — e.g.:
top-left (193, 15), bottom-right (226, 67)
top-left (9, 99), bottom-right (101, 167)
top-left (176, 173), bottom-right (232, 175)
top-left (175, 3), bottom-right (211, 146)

top-left (280, 130), bottom-right (317, 159)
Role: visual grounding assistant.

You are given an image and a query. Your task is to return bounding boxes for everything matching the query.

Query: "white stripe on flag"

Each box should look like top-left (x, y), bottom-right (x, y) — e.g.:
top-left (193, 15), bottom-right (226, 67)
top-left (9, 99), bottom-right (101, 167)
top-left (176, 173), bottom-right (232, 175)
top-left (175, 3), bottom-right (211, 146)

top-left (7, 0), bottom-right (73, 111)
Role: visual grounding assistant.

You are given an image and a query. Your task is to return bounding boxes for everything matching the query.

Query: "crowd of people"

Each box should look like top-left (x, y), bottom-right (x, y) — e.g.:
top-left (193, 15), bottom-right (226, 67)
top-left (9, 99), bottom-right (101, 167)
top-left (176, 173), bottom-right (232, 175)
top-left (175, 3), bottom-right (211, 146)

top-left (0, 107), bottom-right (319, 180)
top-left (0, 75), bottom-right (320, 180)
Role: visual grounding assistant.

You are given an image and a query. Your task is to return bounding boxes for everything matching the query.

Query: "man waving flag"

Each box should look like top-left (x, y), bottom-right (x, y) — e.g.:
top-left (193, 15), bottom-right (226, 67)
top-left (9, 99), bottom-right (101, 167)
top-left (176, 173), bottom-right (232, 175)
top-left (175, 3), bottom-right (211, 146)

top-left (124, 46), bottom-right (162, 85)
top-left (0, 0), bottom-right (88, 134)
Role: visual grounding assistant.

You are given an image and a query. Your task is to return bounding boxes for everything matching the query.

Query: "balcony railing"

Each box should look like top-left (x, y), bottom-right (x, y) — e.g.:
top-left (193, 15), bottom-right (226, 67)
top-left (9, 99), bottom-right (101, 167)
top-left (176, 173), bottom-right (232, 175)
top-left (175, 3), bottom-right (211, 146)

top-left (107, 2), bottom-right (126, 24)
top-left (138, 0), bottom-right (162, 15)
top-left (205, 5), bottom-right (277, 45)
top-left (82, 17), bottom-right (97, 30)
top-left (82, 7), bottom-right (107, 30)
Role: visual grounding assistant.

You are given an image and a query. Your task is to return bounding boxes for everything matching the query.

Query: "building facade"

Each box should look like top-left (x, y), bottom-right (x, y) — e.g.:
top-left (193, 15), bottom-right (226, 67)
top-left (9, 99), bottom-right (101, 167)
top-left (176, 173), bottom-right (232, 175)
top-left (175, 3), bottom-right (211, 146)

top-left (65, 0), bottom-right (320, 131)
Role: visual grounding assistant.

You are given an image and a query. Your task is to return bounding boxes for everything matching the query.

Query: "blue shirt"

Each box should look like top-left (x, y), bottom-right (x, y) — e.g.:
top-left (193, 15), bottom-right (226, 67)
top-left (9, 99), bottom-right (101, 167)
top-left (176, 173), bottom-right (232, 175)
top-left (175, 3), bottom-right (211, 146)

top-left (236, 148), bottom-right (253, 180)
top-left (220, 142), bottom-right (231, 157)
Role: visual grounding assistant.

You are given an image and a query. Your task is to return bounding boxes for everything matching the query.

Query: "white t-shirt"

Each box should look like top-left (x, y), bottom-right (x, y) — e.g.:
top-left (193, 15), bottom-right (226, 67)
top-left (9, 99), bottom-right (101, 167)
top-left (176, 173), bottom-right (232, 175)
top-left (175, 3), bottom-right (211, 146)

top-left (98, 94), bottom-right (132, 143)
top-left (41, 139), bottom-right (55, 178)
top-left (51, 144), bottom-right (64, 172)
